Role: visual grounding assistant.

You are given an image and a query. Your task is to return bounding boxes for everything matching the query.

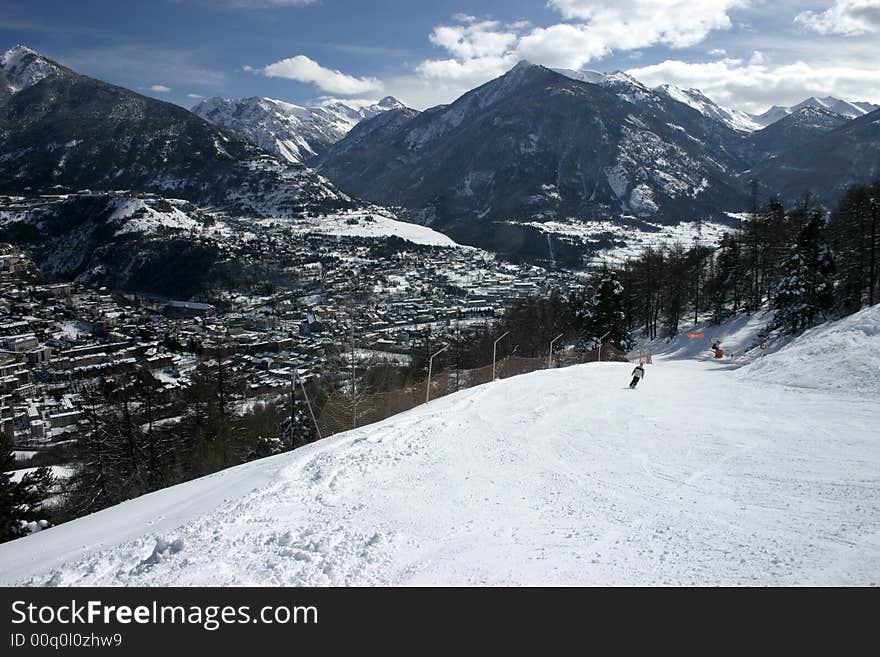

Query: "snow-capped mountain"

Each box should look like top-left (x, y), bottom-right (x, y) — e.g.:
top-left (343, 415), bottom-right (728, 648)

top-left (0, 44), bottom-right (71, 97)
top-left (747, 106), bottom-right (880, 204)
top-left (0, 194), bottom-right (224, 297)
top-left (744, 105), bottom-right (850, 164)
top-left (192, 95), bottom-right (406, 163)
top-left (0, 192), bottom-right (454, 296)
top-left (316, 60), bottom-right (880, 253)
top-left (550, 67), bottom-right (609, 85)
top-left (3, 46), bottom-right (878, 269)
top-left (0, 45), bottom-right (357, 217)
top-left (751, 96), bottom-right (879, 127)
top-left (557, 67), bottom-right (873, 135)
top-left (654, 84), bottom-right (762, 132)
top-left (317, 61), bottom-right (750, 256)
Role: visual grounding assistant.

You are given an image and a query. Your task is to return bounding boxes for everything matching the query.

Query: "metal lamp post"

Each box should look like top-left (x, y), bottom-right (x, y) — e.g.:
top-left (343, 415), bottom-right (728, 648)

top-left (426, 345), bottom-right (448, 403)
top-left (298, 377), bottom-right (322, 441)
top-left (870, 198), bottom-right (877, 307)
top-left (548, 333), bottom-right (564, 369)
top-left (492, 331), bottom-right (510, 381)
top-left (597, 330), bottom-right (611, 362)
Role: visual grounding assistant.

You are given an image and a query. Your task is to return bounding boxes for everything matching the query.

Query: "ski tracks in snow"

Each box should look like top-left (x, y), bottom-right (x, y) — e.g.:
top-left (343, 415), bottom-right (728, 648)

top-left (3, 359), bottom-right (879, 586)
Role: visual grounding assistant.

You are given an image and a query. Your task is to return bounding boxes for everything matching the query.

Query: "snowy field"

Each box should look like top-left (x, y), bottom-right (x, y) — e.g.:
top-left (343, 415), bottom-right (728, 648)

top-left (267, 209), bottom-right (462, 248)
top-left (1, 308), bottom-right (878, 586)
top-left (519, 218), bottom-right (735, 266)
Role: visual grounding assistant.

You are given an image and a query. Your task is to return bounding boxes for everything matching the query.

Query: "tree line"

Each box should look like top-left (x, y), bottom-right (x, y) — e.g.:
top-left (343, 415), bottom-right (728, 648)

top-left (405, 178), bottom-right (880, 371)
top-left (615, 179), bottom-right (878, 340)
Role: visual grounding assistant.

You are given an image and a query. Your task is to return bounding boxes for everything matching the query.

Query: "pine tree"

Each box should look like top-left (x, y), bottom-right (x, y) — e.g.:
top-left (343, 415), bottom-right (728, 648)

top-left (662, 243), bottom-right (689, 337)
top-left (0, 432), bottom-right (16, 540)
top-left (773, 211), bottom-right (836, 334)
top-left (711, 232), bottom-right (742, 321)
top-left (1, 430), bottom-right (54, 542)
top-left (828, 180), bottom-right (880, 313)
top-left (283, 377), bottom-right (316, 449)
top-left (578, 267), bottom-right (631, 351)
top-left (774, 248), bottom-right (811, 334)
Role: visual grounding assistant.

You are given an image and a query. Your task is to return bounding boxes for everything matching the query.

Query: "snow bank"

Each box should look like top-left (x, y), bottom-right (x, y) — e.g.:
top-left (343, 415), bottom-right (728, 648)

top-left (306, 210), bottom-right (460, 247)
top-left (739, 305), bottom-right (880, 397)
top-left (634, 310), bottom-right (773, 362)
top-left (260, 209), bottom-right (461, 248)
top-left (1, 358), bottom-right (877, 586)
top-left (7, 465), bottom-right (74, 484)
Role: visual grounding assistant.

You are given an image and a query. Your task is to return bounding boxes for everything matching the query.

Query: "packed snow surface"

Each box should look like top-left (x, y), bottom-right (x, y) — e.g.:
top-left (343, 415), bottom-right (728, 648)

top-left (637, 310), bottom-right (775, 363)
top-left (2, 315), bottom-right (878, 585)
top-left (268, 209), bottom-right (461, 247)
top-left (521, 218), bottom-right (733, 266)
top-left (641, 305), bottom-right (880, 400)
top-left (739, 305), bottom-right (880, 398)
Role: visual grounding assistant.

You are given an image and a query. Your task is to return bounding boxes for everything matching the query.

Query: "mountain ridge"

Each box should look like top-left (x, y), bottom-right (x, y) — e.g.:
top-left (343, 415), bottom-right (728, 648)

top-left (0, 45), bottom-right (357, 217)
top-left (746, 106), bottom-right (880, 204)
top-left (316, 61), bottom-right (752, 254)
top-left (192, 94), bottom-right (407, 163)
top-left (751, 95), bottom-right (879, 127)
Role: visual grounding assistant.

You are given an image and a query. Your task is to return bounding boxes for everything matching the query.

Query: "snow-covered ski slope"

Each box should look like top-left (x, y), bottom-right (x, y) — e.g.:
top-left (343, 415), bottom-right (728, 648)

top-left (2, 309), bottom-right (878, 586)
top-left (741, 306), bottom-right (880, 398)
top-left (639, 305), bottom-right (880, 399)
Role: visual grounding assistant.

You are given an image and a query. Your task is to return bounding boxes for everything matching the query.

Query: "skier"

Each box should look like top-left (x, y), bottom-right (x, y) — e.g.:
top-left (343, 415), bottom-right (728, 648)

top-left (629, 362), bottom-right (645, 389)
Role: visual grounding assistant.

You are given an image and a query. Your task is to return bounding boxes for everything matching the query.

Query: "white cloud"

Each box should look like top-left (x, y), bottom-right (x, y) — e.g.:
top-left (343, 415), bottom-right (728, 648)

top-left (795, 0), bottom-right (880, 36)
top-left (545, 0), bottom-right (747, 50)
top-left (513, 0), bottom-right (750, 69)
top-left (244, 3), bottom-right (876, 113)
top-left (626, 55), bottom-right (880, 113)
top-left (257, 55), bottom-right (383, 95)
top-left (515, 23), bottom-right (610, 68)
top-left (451, 13), bottom-right (478, 24)
top-left (149, 84), bottom-right (171, 93)
top-left (187, 93), bottom-right (206, 99)
top-left (390, 2), bottom-right (748, 107)
top-left (397, 18), bottom-right (525, 102)
top-left (415, 55), bottom-right (518, 85)
top-left (429, 20), bottom-right (518, 60)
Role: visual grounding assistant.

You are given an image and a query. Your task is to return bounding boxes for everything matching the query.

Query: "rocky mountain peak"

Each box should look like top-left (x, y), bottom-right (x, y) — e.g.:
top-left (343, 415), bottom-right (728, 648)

top-left (193, 94), bottom-right (409, 163)
top-left (0, 44), bottom-right (67, 94)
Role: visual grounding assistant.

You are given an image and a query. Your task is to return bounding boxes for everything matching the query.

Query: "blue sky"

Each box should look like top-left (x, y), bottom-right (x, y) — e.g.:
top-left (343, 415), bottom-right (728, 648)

top-left (2, 1), bottom-right (879, 113)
